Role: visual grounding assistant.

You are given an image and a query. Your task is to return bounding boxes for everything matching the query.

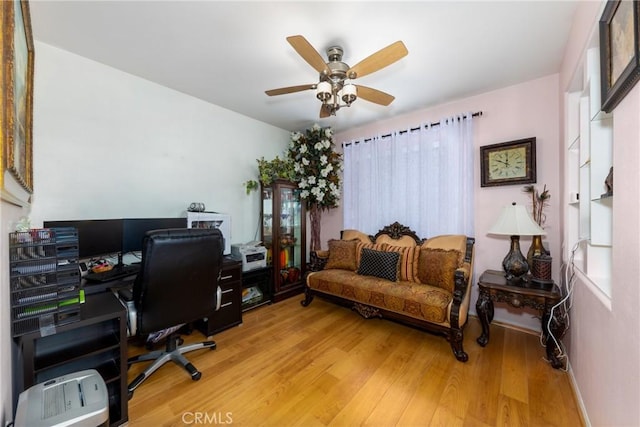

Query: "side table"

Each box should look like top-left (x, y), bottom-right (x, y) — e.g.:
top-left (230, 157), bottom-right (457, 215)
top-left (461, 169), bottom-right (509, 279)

top-left (475, 269), bottom-right (566, 369)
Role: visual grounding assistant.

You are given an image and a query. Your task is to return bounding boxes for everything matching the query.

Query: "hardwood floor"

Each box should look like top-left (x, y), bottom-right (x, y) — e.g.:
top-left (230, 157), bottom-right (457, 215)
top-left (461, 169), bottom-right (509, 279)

top-left (126, 296), bottom-right (583, 426)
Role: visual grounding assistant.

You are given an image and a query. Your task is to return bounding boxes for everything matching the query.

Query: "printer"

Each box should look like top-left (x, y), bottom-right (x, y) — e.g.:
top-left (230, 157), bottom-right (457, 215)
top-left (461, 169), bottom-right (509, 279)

top-left (231, 242), bottom-right (267, 272)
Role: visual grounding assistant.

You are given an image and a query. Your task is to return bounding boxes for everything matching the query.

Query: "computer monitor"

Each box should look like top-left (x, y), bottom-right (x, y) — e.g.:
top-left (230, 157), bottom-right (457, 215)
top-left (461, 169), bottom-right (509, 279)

top-left (121, 218), bottom-right (187, 253)
top-left (44, 219), bottom-right (124, 260)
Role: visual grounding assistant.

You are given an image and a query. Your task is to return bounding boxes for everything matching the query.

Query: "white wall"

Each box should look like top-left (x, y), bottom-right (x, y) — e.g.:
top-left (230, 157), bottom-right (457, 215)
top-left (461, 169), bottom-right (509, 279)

top-left (1, 41), bottom-right (291, 422)
top-left (29, 42), bottom-right (291, 244)
top-left (333, 74), bottom-right (562, 332)
top-left (559, 2), bottom-right (640, 425)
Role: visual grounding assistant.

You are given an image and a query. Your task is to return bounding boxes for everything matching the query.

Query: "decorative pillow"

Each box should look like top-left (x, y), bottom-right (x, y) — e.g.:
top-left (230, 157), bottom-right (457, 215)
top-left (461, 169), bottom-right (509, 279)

top-left (385, 245), bottom-right (418, 282)
top-left (324, 239), bottom-right (359, 271)
top-left (417, 248), bottom-right (461, 292)
top-left (357, 248), bottom-right (400, 282)
top-left (355, 242), bottom-right (387, 268)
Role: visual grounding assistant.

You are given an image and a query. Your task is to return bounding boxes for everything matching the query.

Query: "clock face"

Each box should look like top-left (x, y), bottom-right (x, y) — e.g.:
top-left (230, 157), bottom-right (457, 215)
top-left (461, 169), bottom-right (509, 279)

top-left (488, 147), bottom-right (527, 180)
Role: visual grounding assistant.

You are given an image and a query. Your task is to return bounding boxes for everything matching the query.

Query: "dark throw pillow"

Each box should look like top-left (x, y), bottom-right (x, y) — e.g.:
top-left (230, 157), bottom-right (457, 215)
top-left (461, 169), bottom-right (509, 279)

top-left (357, 248), bottom-right (400, 282)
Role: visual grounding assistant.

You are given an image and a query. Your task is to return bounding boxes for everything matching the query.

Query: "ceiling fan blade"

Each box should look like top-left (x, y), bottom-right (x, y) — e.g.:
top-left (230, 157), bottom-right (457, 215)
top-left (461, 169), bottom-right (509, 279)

top-left (319, 104), bottom-right (332, 118)
top-left (348, 41), bottom-right (408, 79)
top-left (265, 84), bottom-right (316, 96)
top-left (356, 85), bottom-right (395, 106)
top-left (287, 35), bottom-right (329, 74)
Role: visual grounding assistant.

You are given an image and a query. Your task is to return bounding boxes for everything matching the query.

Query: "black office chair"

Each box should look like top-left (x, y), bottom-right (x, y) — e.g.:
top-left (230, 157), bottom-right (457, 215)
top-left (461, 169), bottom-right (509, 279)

top-left (125, 228), bottom-right (224, 398)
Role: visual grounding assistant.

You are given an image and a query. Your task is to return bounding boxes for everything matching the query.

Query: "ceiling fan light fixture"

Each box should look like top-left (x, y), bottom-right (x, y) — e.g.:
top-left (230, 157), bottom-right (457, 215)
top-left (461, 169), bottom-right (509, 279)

top-left (328, 93), bottom-right (338, 107)
top-left (266, 36), bottom-right (408, 118)
top-left (316, 81), bottom-right (331, 102)
top-left (341, 83), bottom-right (357, 106)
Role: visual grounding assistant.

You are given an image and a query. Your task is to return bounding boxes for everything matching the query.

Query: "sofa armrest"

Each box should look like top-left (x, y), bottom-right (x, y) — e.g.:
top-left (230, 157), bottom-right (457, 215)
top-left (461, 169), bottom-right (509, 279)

top-left (450, 268), bottom-right (469, 329)
top-left (452, 266), bottom-right (470, 304)
top-left (450, 238), bottom-right (474, 330)
top-left (308, 250), bottom-right (329, 272)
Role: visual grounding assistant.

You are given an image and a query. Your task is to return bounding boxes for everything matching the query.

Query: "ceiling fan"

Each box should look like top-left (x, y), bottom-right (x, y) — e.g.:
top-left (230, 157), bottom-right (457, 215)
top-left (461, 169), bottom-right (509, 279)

top-left (265, 35), bottom-right (408, 118)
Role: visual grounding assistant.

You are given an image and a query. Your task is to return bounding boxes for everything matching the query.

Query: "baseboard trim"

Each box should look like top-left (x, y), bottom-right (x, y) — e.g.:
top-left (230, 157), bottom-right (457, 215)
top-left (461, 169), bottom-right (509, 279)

top-left (468, 314), bottom-right (540, 336)
top-left (567, 362), bottom-right (591, 427)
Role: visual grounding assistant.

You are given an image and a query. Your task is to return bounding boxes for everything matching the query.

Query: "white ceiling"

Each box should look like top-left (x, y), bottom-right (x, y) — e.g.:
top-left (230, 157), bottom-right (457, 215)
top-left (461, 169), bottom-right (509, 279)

top-left (29, 1), bottom-right (579, 133)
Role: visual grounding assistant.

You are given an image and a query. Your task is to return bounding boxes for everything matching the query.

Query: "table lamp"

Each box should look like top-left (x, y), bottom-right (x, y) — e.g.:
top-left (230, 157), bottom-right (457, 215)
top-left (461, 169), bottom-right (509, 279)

top-left (488, 202), bottom-right (546, 281)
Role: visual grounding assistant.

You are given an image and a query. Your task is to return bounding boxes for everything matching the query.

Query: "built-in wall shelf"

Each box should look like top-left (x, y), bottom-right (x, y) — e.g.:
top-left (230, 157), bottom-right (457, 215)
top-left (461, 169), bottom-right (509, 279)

top-left (565, 43), bottom-right (613, 298)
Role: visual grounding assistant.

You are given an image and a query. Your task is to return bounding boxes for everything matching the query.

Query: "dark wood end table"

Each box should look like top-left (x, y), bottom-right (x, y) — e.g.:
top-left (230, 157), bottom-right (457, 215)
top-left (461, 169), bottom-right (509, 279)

top-left (476, 269), bottom-right (566, 369)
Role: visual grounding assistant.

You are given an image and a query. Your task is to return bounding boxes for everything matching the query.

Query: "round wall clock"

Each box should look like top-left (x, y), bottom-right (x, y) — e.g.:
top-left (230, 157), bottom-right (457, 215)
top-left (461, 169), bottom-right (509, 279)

top-left (480, 137), bottom-right (536, 187)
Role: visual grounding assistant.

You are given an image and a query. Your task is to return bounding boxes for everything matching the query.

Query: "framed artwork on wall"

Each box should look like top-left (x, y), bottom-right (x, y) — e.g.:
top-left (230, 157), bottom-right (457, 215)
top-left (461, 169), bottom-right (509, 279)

top-left (1, 0), bottom-right (34, 205)
top-left (600, 0), bottom-right (640, 113)
top-left (480, 137), bottom-right (536, 187)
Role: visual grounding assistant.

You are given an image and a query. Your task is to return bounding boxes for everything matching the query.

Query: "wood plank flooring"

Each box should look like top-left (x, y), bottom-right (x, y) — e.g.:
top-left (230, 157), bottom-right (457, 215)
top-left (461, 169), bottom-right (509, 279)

top-left (126, 296), bottom-right (583, 426)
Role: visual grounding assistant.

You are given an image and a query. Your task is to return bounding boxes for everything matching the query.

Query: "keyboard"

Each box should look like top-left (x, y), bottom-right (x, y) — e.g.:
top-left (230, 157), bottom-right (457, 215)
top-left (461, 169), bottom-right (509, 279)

top-left (85, 264), bottom-right (140, 282)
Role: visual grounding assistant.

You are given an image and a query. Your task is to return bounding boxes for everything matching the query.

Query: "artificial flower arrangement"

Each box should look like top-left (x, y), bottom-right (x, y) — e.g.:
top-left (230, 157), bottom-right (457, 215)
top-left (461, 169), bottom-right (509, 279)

top-left (286, 123), bottom-right (342, 210)
top-left (522, 184), bottom-right (550, 226)
top-left (244, 124), bottom-right (343, 208)
top-left (244, 124), bottom-right (342, 251)
top-left (522, 184), bottom-right (551, 267)
top-left (287, 123), bottom-right (343, 251)
top-left (244, 124), bottom-right (343, 250)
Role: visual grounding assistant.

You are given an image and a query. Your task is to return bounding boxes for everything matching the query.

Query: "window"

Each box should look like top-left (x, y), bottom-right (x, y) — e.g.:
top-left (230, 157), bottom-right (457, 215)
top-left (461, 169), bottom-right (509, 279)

top-left (342, 114), bottom-right (475, 238)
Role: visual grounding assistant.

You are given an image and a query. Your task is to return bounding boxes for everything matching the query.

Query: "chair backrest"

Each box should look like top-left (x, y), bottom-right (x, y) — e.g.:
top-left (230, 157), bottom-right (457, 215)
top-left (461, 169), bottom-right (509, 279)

top-left (133, 228), bottom-right (224, 334)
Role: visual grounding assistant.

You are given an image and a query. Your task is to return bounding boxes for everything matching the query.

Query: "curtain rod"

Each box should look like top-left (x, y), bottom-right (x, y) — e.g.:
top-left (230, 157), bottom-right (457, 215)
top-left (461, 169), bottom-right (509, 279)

top-left (342, 111), bottom-right (483, 147)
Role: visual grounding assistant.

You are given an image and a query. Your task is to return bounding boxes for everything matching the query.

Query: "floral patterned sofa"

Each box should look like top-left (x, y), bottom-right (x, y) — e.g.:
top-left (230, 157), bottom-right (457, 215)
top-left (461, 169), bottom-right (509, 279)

top-left (301, 222), bottom-right (475, 362)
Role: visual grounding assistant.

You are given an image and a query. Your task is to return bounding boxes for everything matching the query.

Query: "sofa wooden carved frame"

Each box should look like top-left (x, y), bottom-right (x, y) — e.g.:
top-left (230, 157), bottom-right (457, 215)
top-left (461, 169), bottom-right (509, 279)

top-left (301, 222), bottom-right (475, 362)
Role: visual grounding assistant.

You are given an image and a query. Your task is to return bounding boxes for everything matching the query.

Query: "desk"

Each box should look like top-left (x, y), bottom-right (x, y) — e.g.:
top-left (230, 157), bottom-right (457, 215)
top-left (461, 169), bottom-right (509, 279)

top-left (82, 275), bottom-right (136, 295)
top-left (195, 257), bottom-right (242, 336)
top-left (475, 269), bottom-right (566, 369)
top-left (13, 292), bottom-right (128, 426)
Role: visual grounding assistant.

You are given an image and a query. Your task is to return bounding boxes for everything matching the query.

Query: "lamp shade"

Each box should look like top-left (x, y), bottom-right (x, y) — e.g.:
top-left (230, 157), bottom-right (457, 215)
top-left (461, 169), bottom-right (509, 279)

top-left (316, 81), bottom-right (331, 101)
top-left (488, 203), bottom-right (545, 236)
top-left (340, 83), bottom-right (357, 105)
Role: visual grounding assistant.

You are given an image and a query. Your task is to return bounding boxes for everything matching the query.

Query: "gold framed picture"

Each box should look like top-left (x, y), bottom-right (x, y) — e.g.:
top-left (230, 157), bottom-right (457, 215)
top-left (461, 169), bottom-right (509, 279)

top-left (1, 0), bottom-right (34, 204)
top-left (480, 137), bottom-right (536, 187)
top-left (600, 0), bottom-right (640, 113)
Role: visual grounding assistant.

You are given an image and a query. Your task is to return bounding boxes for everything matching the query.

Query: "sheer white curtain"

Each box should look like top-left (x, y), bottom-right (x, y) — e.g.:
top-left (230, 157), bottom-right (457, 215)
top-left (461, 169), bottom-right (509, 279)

top-left (342, 113), bottom-right (474, 238)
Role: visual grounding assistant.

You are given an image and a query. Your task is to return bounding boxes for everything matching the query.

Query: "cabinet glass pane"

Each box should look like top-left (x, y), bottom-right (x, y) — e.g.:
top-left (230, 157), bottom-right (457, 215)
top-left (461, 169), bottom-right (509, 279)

top-left (278, 187), bottom-right (302, 273)
top-left (261, 180), bottom-right (306, 301)
top-left (262, 187), bottom-right (273, 263)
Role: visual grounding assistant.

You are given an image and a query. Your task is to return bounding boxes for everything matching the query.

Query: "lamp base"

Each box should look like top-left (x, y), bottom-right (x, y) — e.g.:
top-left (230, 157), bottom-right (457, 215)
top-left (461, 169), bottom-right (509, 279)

top-left (502, 235), bottom-right (529, 281)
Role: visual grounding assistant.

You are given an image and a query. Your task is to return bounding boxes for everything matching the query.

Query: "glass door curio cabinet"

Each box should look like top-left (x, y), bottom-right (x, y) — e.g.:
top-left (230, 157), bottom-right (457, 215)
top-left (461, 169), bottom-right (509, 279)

top-left (261, 179), bottom-right (306, 302)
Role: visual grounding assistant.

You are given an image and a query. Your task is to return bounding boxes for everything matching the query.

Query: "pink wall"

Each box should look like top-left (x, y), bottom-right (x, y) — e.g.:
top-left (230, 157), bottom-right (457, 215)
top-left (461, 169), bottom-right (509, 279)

top-left (321, 1), bottom-right (640, 424)
top-left (559, 1), bottom-right (640, 425)
top-left (331, 73), bottom-right (561, 332)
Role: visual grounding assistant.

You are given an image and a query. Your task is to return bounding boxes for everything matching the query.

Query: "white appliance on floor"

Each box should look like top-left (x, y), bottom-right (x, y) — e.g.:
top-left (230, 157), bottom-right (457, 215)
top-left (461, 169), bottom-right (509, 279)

top-left (14, 369), bottom-right (109, 427)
